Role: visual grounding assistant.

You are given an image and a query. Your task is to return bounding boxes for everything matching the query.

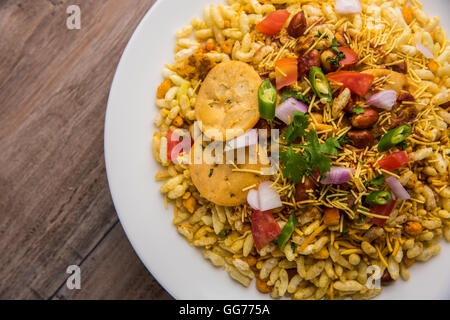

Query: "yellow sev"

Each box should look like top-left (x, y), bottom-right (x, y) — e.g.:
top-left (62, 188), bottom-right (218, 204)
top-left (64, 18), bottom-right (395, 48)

top-left (376, 245), bottom-right (389, 268)
top-left (340, 248), bottom-right (363, 255)
top-left (299, 224), bottom-right (327, 252)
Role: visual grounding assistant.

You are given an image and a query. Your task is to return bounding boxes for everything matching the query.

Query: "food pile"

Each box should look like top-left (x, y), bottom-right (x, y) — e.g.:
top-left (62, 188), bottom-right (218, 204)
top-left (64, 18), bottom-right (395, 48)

top-left (152, 0), bottom-right (450, 299)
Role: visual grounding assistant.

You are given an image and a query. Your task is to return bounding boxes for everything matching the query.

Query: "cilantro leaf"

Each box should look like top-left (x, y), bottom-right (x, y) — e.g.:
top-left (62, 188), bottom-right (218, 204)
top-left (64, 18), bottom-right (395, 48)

top-left (315, 31), bottom-right (329, 39)
top-left (365, 175), bottom-right (385, 187)
top-left (280, 89), bottom-right (311, 105)
top-left (319, 137), bottom-right (342, 156)
top-left (303, 130), bottom-right (333, 178)
top-left (328, 37), bottom-right (346, 66)
top-left (331, 37), bottom-right (340, 48)
top-left (284, 111), bottom-right (309, 143)
top-left (280, 131), bottom-right (339, 183)
top-left (218, 229), bottom-right (230, 238)
top-left (279, 147), bottom-right (310, 184)
top-left (338, 134), bottom-right (351, 146)
top-left (352, 105), bottom-right (365, 114)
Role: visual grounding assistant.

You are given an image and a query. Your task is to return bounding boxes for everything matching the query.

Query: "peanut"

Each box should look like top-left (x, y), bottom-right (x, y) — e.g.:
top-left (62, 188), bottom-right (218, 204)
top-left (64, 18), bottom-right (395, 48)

top-left (347, 130), bottom-right (374, 148)
top-left (287, 11), bottom-right (307, 38)
top-left (351, 108), bottom-right (379, 129)
top-left (295, 177), bottom-right (315, 202)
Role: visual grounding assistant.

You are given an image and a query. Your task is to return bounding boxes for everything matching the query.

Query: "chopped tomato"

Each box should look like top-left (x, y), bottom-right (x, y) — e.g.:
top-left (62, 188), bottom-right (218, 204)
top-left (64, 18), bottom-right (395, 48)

top-left (255, 10), bottom-right (290, 36)
top-left (251, 210), bottom-right (281, 251)
top-left (337, 47), bottom-right (358, 66)
top-left (274, 58), bottom-right (298, 90)
top-left (167, 130), bottom-right (192, 162)
top-left (326, 71), bottom-right (374, 97)
top-left (378, 151), bottom-right (410, 171)
top-left (371, 199), bottom-right (396, 226)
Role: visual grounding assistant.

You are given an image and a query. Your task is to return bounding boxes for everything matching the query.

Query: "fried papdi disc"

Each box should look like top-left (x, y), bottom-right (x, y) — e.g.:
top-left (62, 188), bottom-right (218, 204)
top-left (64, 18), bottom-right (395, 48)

top-left (195, 61), bottom-right (262, 141)
top-left (188, 139), bottom-right (270, 206)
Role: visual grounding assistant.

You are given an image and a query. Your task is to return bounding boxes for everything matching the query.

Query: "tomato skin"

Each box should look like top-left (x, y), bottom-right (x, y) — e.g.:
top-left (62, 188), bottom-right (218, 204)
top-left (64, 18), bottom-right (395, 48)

top-left (378, 151), bottom-right (410, 171)
top-left (167, 130), bottom-right (192, 162)
top-left (337, 47), bottom-right (358, 66)
top-left (275, 58), bottom-right (298, 90)
top-left (326, 71), bottom-right (374, 97)
top-left (371, 199), bottom-right (396, 226)
top-left (251, 210), bottom-right (281, 251)
top-left (255, 10), bottom-right (290, 36)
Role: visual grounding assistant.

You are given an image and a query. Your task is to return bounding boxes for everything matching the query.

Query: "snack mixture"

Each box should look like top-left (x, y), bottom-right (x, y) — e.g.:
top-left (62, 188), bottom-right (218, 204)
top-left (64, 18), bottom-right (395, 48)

top-left (152, 0), bottom-right (450, 299)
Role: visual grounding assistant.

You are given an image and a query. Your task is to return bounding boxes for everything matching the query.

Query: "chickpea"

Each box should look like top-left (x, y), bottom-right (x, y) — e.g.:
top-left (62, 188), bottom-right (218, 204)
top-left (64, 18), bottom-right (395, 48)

top-left (298, 49), bottom-right (320, 76)
top-left (320, 49), bottom-right (336, 73)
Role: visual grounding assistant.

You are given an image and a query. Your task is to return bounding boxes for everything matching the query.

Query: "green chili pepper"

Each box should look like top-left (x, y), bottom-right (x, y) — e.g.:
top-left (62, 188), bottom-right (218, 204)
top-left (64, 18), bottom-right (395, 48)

top-left (309, 66), bottom-right (333, 103)
top-left (258, 79), bottom-right (277, 120)
top-left (377, 124), bottom-right (412, 152)
top-left (366, 190), bottom-right (392, 206)
top-left (277, 213), bottom-right (298, 252)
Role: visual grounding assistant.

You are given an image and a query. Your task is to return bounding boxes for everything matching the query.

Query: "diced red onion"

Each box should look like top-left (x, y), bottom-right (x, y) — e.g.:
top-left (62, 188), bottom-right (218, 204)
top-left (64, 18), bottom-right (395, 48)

top-left (386, 176), bottom-right (410, 200)
top-left (258, 181), bottom-right (283, 211)
top-left (366, 90), bottom-right (398, 110)
top-left (275, 98), bottom-right (308, 125)
top-left (224, 129), bottom-right (258, 152)
top-left (416, 42), bottom-right (434, 59)
top-left (247, 181), bottom-right (282, 211)
top-left (247, 189), bottom-right (260, 210)
top-left (335, 0), bottom-right (362, 14)
top-left (320, 166), bottom-right (355, 185)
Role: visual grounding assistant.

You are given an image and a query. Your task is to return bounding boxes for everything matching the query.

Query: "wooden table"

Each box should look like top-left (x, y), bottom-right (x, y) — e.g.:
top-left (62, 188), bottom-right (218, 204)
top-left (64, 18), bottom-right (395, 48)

top-left (0, 0), bottom-right (171, 299)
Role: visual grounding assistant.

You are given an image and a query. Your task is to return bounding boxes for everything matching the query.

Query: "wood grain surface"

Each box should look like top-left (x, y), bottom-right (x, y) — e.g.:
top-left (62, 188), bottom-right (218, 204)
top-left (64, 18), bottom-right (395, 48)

top-left (0, 0), bottom-right (171, 300)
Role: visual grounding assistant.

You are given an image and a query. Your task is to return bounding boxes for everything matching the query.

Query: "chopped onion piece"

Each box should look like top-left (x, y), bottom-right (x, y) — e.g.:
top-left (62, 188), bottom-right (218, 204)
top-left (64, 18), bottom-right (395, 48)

top-left (247, 189), bottom-right (260, 210)
top-left (224, 129), bottom-right (258, 152)
top-left (258, 181), bottom-right (283, 211)
top-left (416, 42), bottom-right (434, 59)
top-left (275, 98), bottom-right (308, 125)
top-left (320, 166), bottom-right (355, 185)
top-left (335, 0), bottom-right (362, 14)
top-left (247, 181), bottom-right (282, 211)
top-left (386, 176), bottom-right (410, 200)
top-left (366, 90), bottom-right (398, 110)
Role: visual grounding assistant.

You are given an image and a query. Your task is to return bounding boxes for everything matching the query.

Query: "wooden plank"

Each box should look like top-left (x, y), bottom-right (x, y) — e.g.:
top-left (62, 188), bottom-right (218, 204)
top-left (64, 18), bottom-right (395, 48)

top-left (54, 223), bottom-right (172, 300)
top-left (0, 0), bottom-right (163, 299)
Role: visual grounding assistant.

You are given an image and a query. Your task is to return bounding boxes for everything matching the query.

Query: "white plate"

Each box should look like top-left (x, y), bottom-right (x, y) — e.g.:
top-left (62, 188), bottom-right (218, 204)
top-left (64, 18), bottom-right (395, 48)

top-left (105, 0), bottom-right (450, 300)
